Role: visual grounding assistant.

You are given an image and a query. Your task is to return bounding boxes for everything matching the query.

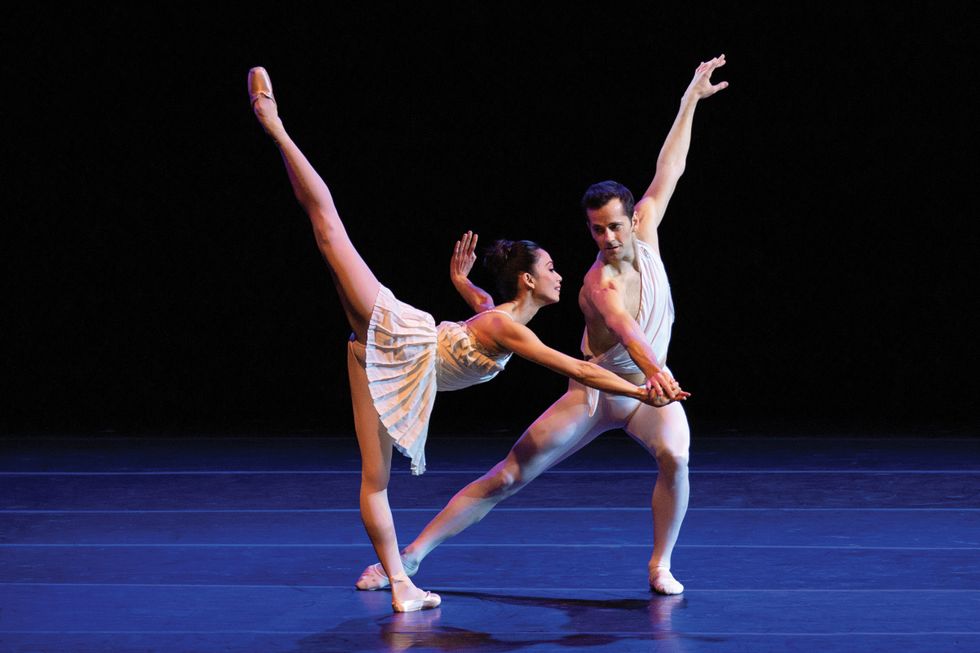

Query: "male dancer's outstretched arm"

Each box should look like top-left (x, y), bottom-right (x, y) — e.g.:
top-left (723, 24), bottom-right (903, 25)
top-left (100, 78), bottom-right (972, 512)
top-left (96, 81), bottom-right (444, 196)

top-left (636, 54), bottom-right (728, 245)
top-left (581, 284), bottom-right (686, 401)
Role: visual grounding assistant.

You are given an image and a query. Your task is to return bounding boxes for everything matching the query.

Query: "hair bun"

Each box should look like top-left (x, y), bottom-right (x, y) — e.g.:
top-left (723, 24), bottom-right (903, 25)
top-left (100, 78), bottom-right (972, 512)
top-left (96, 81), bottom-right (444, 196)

top-left (483, 239), bottom-right (514, 275)
top-left (481, 239), bottom-right (542, 302)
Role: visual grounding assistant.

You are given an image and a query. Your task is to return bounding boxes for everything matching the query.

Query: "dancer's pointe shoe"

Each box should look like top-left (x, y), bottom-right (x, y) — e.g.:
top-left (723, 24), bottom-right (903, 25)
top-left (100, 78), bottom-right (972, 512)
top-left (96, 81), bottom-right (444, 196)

top-left (649, 567), bottom-right (685, 595)
top-left (247, 66), bottom-right (275, 106)
top-left (247, 66), bottom-right (283, 137)
top-left (392, 591), bottom-right (441, 613)
top-left (355, 558), bottom-right (420, 591)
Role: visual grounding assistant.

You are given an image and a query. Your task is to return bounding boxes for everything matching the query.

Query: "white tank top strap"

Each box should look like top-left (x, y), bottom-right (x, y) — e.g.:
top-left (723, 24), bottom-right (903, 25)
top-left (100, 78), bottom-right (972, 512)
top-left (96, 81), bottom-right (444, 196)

top-left (465, 308), bottom-right (514, 323)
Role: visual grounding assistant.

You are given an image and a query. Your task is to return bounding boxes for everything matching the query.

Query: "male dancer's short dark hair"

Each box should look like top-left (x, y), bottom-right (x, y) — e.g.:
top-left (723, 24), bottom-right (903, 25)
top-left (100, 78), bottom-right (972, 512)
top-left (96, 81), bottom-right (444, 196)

top-left (581, 180), bottom-right (635, 218)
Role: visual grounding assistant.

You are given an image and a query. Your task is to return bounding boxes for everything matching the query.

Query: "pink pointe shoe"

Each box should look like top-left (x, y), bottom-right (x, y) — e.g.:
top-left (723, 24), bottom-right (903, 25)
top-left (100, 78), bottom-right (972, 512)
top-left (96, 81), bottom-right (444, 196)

top-left (392, 591), bottom-right (441, 613)
top-left (247, 66), bottom-right (275, 106)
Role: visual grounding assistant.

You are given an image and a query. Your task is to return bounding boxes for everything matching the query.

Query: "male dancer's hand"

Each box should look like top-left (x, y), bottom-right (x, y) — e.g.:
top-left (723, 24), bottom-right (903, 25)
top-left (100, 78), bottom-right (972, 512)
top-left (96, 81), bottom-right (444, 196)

top-left (683, 54), bottom-right (729, 102)
top-left (645, 372), bottom-right (690, 407)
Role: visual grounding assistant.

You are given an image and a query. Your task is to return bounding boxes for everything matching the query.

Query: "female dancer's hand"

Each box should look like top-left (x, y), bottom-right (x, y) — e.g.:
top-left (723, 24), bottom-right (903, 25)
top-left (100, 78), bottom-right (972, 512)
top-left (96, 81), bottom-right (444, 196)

top-left (450, 230), bottom-right (494, 313)
top-left (451, 231), bottom-right (479, 283)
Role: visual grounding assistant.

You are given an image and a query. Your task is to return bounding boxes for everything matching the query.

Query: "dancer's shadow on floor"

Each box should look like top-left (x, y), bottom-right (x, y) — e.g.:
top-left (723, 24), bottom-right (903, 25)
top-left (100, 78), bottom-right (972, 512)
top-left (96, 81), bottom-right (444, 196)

top-left (292, 591), bottom-right (700, 652)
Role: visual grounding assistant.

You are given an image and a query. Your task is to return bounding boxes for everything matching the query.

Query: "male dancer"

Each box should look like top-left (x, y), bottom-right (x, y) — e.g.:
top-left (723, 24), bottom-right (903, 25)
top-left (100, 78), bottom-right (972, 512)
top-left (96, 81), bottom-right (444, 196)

top-left (357, 55), bottom-right (728, 595)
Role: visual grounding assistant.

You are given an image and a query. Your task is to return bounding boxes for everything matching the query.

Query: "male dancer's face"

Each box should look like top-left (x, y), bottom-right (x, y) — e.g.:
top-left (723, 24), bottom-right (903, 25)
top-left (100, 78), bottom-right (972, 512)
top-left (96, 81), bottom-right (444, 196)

top-left (586, 198), bottom-right (637, 264)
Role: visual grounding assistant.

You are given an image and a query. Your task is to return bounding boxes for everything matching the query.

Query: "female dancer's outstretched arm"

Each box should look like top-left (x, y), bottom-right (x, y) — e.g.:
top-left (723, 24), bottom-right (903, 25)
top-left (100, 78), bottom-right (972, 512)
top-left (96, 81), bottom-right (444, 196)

top-left (484, 315), bottom-right (682, 404)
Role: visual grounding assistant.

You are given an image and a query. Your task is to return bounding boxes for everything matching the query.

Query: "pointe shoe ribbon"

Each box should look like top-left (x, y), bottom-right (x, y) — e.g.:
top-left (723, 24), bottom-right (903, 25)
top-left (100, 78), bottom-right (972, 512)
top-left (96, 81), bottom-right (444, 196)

top-left (392, 591), bottom-right (441, 613)
top-left (247, 66), bottom-right (276, 106)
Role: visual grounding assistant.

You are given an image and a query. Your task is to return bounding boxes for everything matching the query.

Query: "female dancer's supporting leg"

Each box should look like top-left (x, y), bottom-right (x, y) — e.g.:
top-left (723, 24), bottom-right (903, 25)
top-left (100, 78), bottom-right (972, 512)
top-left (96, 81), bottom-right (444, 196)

top-left (248, 67), bottom-right (438, 611)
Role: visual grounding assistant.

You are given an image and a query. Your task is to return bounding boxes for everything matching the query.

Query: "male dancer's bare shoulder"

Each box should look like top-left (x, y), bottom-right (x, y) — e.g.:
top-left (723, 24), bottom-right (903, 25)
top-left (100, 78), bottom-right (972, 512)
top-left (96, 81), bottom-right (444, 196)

top-left (579, 252), bottom-right (645, 369)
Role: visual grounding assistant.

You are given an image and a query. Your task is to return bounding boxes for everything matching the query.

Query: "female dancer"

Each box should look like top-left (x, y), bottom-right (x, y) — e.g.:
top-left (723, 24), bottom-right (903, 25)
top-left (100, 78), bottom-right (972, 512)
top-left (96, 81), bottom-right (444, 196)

top-left (247, 67), bottom-right (683, 612)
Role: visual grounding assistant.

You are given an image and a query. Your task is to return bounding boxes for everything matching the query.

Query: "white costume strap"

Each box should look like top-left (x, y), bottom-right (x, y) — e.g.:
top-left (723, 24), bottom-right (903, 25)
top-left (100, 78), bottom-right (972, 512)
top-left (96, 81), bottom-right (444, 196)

top-left (465, 308), bottom-right (515, 323)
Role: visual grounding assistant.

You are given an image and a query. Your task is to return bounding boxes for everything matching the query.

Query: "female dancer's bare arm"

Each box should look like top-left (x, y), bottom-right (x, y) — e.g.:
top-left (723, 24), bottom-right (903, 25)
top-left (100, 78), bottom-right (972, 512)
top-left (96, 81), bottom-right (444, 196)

top-left (486, 318), bottom-right (685, 405)
top-left (450, 231), bottom-right (495, 313)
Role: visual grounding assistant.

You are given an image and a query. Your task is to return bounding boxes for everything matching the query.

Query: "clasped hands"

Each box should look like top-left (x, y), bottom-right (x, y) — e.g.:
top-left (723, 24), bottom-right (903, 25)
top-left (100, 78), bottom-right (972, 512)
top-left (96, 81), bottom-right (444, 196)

top-left (643, 371), bottom-right (691, 407)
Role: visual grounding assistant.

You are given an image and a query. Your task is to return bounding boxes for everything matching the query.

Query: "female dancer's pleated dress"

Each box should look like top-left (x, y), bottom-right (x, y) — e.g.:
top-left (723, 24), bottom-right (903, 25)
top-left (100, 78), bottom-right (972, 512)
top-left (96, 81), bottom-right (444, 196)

top-left (353, 285), bottom-right (512, 475)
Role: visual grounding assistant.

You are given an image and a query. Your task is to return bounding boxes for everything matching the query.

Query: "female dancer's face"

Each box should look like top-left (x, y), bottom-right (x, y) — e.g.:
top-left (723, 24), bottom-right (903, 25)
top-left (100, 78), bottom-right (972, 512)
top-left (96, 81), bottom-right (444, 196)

top-left (529, 249), bottom-right (563, 305)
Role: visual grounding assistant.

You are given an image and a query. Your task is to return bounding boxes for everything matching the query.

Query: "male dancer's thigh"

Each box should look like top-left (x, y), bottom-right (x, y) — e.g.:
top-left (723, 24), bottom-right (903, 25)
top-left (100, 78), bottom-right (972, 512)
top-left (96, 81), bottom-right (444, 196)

top-left (509, 380), bottom-right (634, 478)
top-left (623, 400), bottom-right (690, 459)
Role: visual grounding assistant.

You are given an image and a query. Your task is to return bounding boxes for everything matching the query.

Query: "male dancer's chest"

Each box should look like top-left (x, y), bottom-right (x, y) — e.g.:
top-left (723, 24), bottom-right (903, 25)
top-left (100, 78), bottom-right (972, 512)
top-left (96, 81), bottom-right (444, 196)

top-left (583, 265), bottom-right (644, 355)
top-left (619, 269), bottom-right (643, 321)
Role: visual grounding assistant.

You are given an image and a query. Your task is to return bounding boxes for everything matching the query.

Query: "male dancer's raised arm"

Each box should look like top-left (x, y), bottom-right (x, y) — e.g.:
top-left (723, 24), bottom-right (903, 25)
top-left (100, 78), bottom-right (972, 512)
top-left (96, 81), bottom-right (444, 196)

top-left (635, 54), bottom-right (728, 244)
top-left (580, 54), bottom-right (727, 400)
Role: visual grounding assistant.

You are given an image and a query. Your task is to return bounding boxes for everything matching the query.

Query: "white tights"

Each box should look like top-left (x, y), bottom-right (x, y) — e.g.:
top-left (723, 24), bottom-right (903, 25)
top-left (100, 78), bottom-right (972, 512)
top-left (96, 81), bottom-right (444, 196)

top-left (401, 379), bottom-right (691, 584)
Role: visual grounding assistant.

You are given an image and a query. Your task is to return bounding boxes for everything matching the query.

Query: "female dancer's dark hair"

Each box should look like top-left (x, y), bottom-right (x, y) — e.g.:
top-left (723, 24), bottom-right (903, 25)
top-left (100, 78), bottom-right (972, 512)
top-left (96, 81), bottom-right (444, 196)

top-left (483, 239), bottom-right (541, 302)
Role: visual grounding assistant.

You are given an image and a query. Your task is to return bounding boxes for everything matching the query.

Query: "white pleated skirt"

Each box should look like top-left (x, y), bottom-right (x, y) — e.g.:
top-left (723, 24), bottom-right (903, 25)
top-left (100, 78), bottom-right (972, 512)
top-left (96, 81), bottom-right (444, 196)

top-left (361, 285), bottom-right (438, 475)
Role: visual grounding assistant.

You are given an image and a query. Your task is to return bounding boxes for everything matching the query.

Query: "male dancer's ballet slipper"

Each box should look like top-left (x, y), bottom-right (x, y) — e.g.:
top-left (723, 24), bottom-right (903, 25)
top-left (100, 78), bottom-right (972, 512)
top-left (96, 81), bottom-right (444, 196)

top-left (247, 66), bottom-right (275, 106)
top-left (392, 591), bottom-right (441, 613)
top-left (649, 567), bottom-right (685, 595)
top-left (355, 558), bottom-right (420, 591)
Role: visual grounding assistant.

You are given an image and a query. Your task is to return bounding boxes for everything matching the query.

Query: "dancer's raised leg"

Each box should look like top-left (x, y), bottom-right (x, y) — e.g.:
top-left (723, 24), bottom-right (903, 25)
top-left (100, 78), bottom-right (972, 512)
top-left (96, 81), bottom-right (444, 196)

top-left (625, 400), bottom-right (690, 595)
top-left (250, 68), bottom-right (437, 610)
top-left (249, 67), bottom-right (377, 342)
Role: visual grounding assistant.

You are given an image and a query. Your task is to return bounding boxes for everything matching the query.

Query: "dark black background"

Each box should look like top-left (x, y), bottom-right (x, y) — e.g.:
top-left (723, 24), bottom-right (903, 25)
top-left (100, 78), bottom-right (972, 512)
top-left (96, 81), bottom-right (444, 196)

top-left (2, 5), bottom-right (975, 436)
